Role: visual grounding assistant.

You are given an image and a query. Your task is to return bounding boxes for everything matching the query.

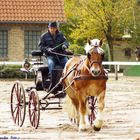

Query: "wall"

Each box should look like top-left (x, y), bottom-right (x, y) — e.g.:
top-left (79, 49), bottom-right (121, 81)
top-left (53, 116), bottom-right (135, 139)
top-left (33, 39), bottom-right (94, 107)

top-left (0, 23), bottom-right (47, 61)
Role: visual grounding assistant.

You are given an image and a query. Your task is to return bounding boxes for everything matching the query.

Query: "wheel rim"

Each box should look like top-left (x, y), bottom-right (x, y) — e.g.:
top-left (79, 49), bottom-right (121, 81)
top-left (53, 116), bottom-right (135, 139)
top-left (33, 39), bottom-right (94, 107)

top-left (28, 89), bottom-right (40, 129)
top-left (88, 96), bottom-right (97, 125)
top-left (10, 81), bottom-right (26, 127)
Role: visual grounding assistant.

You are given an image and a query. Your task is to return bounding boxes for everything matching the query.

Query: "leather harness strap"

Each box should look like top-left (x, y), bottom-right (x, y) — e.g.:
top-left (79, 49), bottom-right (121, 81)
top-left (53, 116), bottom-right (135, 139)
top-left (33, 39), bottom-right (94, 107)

top-left (73, 58), bottom-right (108, 81)
top-left (73, 75), bottom-right (108, 80)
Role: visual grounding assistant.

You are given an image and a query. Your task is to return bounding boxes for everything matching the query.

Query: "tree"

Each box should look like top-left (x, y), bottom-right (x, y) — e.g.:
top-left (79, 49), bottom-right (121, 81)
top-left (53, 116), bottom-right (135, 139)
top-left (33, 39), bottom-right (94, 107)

top-left (64, 0), bottom-right (137, 61)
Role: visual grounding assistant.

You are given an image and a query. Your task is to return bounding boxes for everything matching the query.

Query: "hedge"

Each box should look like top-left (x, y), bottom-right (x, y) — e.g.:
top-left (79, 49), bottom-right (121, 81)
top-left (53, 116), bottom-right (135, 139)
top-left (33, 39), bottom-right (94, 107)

top-left (0, 65), bottom-right (34, 79)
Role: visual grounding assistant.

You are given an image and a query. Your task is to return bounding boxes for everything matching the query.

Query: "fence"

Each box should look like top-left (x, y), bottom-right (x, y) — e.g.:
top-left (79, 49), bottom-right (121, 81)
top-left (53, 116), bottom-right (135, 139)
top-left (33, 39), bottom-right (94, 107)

top-left (0, 61), bottom-right (140, 80)
top-left (103, 61), bottom-right (140, 80)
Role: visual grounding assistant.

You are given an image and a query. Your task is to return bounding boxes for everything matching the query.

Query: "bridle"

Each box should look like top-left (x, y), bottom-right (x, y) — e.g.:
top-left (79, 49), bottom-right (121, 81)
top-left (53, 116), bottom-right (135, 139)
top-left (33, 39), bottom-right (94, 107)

top-left (88, 59), bottom-right (102, 67)
top-left (87, 51), bottom-right (103, 68)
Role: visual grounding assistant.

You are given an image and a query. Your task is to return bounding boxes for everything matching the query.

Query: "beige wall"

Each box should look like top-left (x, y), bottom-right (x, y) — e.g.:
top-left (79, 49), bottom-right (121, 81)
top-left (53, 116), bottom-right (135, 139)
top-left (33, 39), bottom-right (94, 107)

top-left (113, 40), bottom-right (137, 69)
top-left (113, 40), bottom-right (136, 62)
top-left (8, 26), bottom-right (24, 61)
top-left (0, 23), bottom-right (47, 61)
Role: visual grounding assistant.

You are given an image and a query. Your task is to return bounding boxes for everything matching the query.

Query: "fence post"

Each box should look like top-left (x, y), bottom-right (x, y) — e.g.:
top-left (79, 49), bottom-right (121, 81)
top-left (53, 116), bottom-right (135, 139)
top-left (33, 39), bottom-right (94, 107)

top-left (115, 65), bottom-right (118, 80)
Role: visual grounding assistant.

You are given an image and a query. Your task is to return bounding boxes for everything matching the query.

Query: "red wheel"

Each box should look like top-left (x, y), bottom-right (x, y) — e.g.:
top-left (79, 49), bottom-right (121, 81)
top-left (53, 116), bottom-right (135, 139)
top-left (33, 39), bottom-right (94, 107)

top-left (88, 96), bottom-right (97, 125)
top-left (10, 81), bottom-right (26, 127)
top-left (28, 89), bottom-right (40, 129)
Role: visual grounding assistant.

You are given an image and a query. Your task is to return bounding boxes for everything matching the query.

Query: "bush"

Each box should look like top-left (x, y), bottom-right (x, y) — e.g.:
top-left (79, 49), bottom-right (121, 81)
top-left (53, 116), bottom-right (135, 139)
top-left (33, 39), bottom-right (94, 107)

top-left (0, 65), bottom-right (34, 79)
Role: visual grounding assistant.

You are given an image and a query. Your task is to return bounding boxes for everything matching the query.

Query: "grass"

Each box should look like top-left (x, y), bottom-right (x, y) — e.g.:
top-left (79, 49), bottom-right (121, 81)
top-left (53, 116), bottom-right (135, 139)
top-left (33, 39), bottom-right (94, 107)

top-left (123, 65), bottom-right (140, 76)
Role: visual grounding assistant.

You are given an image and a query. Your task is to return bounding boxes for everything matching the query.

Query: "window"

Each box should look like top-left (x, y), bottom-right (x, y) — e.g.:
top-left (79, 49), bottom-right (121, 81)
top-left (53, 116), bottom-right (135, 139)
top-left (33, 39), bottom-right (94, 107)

top-left (0, 30), bottom-right (8, 58)
top-left (24, 30), bottom-right (41, 58)
top-left (124, 48), bottom-right (132, 57)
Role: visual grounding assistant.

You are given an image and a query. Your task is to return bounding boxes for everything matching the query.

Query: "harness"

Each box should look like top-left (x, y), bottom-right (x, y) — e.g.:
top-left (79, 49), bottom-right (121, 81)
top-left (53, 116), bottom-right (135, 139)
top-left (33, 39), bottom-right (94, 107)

top-left (41, 55), bottom-right (108, 100)
top-left (72, 57), bottom-right (108, 81)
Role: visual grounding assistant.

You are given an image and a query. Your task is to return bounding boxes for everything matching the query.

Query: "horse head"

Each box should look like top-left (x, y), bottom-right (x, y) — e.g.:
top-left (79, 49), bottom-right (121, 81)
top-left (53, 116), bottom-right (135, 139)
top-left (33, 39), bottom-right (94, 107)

top-left (85, 39), bottom-right (104, 77)
top-left (135, 46), bottom-right (140, 61)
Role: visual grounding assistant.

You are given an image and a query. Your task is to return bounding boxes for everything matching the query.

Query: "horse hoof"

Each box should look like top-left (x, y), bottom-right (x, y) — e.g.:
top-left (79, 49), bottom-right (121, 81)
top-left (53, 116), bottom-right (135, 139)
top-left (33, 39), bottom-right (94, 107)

top-left (79, 128), bottom-right (87, 132)
top-left (79, 124), bottom-right (87, 132)
top-left (93, 125), bottom-right (101, 131)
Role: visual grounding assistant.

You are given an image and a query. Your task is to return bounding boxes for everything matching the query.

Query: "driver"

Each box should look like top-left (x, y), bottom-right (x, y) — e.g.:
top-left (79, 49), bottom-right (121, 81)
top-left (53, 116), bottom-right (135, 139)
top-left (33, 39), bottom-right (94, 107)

top-left (38, 21), bottom-right (69, 76)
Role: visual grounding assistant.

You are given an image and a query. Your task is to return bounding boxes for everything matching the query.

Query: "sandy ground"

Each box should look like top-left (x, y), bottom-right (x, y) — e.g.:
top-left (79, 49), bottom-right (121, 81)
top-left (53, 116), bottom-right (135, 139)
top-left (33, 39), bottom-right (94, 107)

top-left (0, 74), bottom-right (140, 140)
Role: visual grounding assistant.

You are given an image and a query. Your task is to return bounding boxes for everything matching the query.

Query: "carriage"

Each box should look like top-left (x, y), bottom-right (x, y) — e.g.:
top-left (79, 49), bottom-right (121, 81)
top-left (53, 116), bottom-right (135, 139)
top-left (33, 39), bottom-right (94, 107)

top-left (10, 49), bottom-right (98, 129)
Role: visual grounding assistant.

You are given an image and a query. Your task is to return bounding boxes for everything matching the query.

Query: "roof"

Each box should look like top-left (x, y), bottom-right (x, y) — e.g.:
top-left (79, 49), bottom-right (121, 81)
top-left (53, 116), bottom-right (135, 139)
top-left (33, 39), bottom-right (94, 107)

top-left (0, 0), bottom-right (65, 23)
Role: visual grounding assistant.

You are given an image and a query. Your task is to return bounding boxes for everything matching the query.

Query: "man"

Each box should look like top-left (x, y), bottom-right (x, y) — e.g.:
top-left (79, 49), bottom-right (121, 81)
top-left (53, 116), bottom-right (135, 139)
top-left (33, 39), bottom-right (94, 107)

top-left (38, 21), bottom-right (69, 76)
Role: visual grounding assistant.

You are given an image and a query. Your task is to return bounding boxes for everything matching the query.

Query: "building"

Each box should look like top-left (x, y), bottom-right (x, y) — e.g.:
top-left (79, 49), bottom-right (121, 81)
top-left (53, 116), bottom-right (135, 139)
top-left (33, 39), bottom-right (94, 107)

top-left (0, 0), bottom-right (65, 61)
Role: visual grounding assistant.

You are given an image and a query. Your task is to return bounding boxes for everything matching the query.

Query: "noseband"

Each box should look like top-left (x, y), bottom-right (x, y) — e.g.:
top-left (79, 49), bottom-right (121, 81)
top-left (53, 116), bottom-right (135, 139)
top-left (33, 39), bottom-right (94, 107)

top-left (89, 60), bottom-right (102, 67)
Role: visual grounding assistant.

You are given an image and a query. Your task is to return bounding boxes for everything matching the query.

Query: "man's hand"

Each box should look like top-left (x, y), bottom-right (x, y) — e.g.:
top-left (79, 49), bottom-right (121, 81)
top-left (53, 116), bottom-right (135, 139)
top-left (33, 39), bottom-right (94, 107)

top-left (62, 44), bottom-right (67, 50)
top-left (47, 48), bottom-right (53, 53)
top-left (45, 48), bottom-right (53, 55)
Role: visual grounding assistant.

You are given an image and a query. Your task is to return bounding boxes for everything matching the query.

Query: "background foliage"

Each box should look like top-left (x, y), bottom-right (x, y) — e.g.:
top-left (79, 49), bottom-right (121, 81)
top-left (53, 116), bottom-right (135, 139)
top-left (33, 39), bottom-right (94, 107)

top-left (62, 0), bottom-right (140, 61)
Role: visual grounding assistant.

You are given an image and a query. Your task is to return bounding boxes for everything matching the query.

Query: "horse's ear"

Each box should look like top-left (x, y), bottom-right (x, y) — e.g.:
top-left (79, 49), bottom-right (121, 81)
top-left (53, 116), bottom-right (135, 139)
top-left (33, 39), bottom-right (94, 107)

top-left (87, 38), bottom-right (91, 45)
top-left (99, 39), bottom-right (103, 46)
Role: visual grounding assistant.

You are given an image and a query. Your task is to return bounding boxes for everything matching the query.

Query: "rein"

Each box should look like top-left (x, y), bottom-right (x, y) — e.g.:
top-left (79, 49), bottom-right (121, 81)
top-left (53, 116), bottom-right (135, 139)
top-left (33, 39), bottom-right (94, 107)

top-left (49, 51), bottom-right (74, 58)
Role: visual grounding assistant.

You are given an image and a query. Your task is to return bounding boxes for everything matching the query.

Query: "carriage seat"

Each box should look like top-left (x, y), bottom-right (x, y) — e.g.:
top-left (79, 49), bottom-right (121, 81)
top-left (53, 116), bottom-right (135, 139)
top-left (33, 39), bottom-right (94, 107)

top-left (31, 50), bottom-right (43, 57)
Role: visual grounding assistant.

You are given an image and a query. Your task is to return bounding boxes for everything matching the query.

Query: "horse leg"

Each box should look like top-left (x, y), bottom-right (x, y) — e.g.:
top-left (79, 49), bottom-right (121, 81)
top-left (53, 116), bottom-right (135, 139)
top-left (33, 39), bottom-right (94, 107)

top-left (93, 89), bottom-right (105, 131)
top-left (63, 94), bottom-right (80, 126)
top-left (79, 96), bottom-right (87, 131)
top-left (71, 99), bottom-right (80, 126)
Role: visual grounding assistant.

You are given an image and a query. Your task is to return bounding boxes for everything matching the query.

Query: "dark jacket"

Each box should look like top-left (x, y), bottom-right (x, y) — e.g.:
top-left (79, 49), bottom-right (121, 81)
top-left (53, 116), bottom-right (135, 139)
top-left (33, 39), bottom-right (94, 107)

top-left (38, 30), bottom-right (69, 57)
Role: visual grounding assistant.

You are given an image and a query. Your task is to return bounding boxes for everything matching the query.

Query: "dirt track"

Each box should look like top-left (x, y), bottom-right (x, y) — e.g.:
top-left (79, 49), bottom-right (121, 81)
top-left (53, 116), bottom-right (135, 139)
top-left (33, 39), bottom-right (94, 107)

top-left (0, 74), bottom-right (140, 140)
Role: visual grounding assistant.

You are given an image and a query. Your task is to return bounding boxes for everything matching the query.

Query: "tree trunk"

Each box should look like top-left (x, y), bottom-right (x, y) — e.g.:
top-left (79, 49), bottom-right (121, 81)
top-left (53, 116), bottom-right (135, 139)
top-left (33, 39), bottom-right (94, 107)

top-left (106, 35), bottom-right (114, 71)
top-left (106, 35), bottom-right (114, 61)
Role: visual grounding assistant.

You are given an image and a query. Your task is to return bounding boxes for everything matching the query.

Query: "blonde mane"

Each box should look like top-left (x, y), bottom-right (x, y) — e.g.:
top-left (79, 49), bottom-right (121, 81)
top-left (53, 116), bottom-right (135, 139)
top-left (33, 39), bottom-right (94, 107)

top-left (84, 39), bottom-right (104, 54)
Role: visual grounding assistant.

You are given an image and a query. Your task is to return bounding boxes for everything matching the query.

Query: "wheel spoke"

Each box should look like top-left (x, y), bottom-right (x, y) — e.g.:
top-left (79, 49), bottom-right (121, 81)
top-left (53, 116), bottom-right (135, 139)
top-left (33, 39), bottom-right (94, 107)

top-left (17, 108), bottom-right (20, 125)
top-left (14, 107), bottom-right (19, 123)
top-left (13, 105), bottom-right (18, 114)
top-left (13, 93), bottom-right (18, 102)
top-left (18, 87), bottom-right (22, 102)
top-left (15, 84), bottom-right (19, 100)
top-left (19, 107), bottom-right (23, 123)
top-left (31, 112), bottom-right (35, 126)
top-left (34, 113), bottom-right (38, 127)
top-left (30, 109), bottom-right (34, 118)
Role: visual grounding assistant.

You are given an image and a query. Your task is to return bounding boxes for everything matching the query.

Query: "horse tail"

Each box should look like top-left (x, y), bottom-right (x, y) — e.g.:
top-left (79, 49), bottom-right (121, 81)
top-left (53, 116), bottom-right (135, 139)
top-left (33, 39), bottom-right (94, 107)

top-left (63, 95), bottom-right (78, 120)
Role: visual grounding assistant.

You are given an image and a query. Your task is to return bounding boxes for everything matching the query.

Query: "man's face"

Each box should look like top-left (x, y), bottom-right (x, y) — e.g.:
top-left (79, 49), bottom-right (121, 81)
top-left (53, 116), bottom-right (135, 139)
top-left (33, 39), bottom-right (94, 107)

top-left (49, 27), bottom-right (57, 36)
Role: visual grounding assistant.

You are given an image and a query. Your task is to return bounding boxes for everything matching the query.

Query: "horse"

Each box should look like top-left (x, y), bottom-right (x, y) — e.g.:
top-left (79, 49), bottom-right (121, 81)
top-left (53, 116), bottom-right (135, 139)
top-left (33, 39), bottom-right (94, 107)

top-left (135, 46), bottom-right (140, 61)
top-left (63, 39), bottom-right (108, 131)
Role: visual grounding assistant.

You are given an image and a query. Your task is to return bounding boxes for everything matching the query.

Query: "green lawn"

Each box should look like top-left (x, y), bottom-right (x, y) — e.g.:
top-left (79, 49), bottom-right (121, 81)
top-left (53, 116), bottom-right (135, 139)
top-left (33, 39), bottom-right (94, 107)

top-left (123, 65), bottom-right (140, 76)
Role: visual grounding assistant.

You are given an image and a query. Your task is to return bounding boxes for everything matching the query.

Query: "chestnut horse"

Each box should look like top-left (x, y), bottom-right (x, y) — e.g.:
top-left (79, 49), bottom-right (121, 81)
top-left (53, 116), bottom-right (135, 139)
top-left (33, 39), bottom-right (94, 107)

top-left (135, 46), bottom-right (140, 61)
top-left (63, 39), bottom-right (107, 131)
